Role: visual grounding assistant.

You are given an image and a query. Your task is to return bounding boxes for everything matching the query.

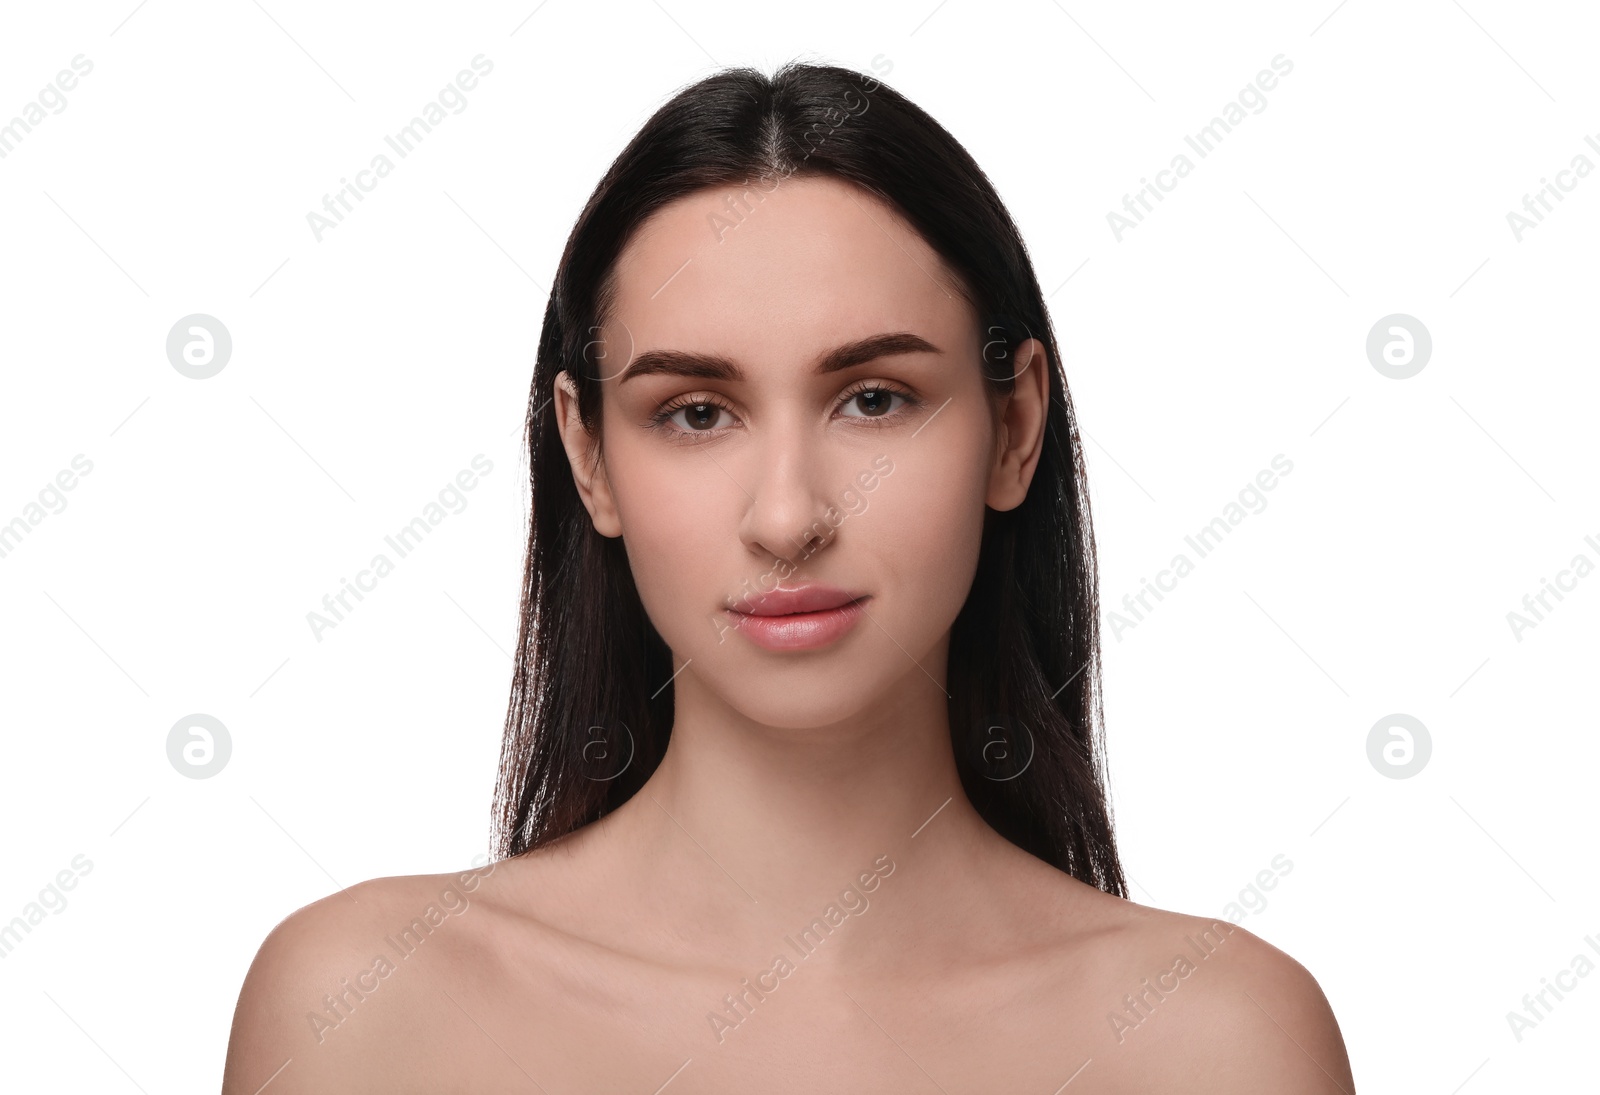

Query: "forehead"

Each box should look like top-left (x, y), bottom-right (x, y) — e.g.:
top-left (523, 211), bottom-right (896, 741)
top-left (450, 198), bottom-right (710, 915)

top-left (604, 175), bottom-right (971, 366)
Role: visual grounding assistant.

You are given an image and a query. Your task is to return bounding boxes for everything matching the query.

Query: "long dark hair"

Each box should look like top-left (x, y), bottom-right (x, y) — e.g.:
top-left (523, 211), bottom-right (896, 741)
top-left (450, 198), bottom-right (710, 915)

top-left (491, 60), bottom-right (1126, 898)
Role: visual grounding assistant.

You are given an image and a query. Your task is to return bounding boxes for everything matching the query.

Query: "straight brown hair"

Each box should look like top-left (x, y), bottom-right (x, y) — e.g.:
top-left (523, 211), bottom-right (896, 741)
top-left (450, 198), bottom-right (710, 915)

top-left (492, 60), bottom-right (1126, 899)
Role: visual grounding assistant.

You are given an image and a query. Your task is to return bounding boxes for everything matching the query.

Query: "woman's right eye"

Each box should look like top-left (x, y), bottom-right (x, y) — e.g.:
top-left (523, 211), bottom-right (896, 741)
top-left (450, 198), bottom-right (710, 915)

top-left (670, 403), bottom-right (725, 431)
top-left (648, 396), bottom-right (740, 443)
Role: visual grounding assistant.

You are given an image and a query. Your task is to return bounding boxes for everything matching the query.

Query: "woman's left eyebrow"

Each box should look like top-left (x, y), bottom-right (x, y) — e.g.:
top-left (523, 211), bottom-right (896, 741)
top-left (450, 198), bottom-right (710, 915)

top-left (618, 331), bottom-right (940, 384)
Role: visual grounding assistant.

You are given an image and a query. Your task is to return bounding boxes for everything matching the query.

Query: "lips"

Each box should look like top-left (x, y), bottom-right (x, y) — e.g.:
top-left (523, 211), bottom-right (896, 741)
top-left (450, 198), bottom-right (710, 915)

top-left (733, 583), bottom-right (865, 617)
top-left (723, 583), bottom-right (871, 652)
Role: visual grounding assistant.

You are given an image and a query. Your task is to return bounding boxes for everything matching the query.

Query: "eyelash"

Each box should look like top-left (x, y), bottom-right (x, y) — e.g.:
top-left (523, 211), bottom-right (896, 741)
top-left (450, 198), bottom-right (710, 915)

top-left (646, 381), bottom-right (923, 445)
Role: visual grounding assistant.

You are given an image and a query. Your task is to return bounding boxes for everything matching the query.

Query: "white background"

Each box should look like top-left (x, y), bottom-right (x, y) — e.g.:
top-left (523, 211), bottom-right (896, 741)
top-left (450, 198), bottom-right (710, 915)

top-left (1, 0), bottom-right (1596, 1090)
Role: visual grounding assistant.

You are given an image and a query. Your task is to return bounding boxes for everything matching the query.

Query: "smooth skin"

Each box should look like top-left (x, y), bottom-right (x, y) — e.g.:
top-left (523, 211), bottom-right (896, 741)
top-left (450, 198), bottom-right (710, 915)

top-left (223, 175), bottom-right (1355, 1093)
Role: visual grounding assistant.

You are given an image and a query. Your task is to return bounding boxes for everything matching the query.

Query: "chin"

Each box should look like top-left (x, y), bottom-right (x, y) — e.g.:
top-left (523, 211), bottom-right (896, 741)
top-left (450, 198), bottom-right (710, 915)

top-left (711, 669), bottom-right (893, 734)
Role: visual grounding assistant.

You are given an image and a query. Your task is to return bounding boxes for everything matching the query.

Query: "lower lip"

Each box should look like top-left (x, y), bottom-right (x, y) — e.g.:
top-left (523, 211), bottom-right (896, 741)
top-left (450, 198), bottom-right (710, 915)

top-left (726, 598), bottom-right (869, 651)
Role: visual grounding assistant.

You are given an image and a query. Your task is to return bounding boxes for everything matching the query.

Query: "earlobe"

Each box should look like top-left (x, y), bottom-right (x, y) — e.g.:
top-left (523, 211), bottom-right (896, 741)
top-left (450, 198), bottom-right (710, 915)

top-left (985, 339), bottom-right (1050, 513)
top-left (553, 370), bottom-right (624, 538)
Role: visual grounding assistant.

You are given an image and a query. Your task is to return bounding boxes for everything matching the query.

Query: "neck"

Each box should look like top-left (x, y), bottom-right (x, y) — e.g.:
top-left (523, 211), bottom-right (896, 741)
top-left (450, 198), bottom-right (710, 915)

top-left (593, 642), bottom-right (1010, 974)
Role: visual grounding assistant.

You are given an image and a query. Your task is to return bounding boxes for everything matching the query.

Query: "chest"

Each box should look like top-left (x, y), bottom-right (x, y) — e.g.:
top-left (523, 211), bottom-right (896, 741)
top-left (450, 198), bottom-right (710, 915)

top-left (419, 949), bottom-right (1125, 1093)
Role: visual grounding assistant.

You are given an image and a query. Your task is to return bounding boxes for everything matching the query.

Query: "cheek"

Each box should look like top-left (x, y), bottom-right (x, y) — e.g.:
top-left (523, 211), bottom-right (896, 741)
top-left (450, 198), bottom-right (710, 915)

top-left (862, 433), bottom-right (990, 617)
top-left (605, 435), bottom-right (740, 640)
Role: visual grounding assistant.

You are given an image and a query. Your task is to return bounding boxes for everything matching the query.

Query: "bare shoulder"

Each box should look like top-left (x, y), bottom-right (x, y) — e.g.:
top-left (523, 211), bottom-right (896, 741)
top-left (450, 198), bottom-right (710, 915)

top-left (1083, 897), bottom-right (1355, 1093)
top-left (221, 861), bottom-right (504, 1094)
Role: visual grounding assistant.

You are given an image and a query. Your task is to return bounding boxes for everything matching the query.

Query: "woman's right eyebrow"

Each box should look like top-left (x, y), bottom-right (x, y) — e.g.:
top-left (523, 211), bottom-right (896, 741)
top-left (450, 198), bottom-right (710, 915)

top-left (617, 331), bottom-right (941, 384)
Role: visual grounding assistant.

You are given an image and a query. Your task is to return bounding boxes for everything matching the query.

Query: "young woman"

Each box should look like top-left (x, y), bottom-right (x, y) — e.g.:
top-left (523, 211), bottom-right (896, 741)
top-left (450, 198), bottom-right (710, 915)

top-left (224, 61), bottom-right (1354, 1093)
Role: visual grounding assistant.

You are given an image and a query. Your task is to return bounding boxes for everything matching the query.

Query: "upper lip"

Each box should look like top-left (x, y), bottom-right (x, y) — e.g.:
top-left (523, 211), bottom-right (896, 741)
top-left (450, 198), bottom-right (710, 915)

top-left (732, 583), bottom-right (866, 617)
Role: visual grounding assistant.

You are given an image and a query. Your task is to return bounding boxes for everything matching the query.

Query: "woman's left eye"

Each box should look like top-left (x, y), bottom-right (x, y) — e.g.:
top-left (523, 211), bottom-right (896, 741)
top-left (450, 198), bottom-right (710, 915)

top-left (838, 386), bottom-right (916, 419)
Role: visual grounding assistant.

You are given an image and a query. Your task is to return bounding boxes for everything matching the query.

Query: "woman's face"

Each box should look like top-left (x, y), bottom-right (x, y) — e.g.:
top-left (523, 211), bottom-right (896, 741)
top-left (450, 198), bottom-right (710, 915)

top-left (556, 174), bottom-right (1046, 731)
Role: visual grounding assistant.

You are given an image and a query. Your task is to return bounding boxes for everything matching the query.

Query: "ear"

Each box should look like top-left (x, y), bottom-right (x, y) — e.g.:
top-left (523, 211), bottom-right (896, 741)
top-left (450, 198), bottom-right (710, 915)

top-left (985, 338), bottom-right (1050, 512)
top-left (553, 370), bottom-right (623, 538)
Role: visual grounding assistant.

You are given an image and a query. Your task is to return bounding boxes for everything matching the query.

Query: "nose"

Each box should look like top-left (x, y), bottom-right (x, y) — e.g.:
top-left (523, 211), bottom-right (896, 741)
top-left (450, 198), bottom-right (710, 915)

top-left (737, 419), bottom-right (836, 568)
